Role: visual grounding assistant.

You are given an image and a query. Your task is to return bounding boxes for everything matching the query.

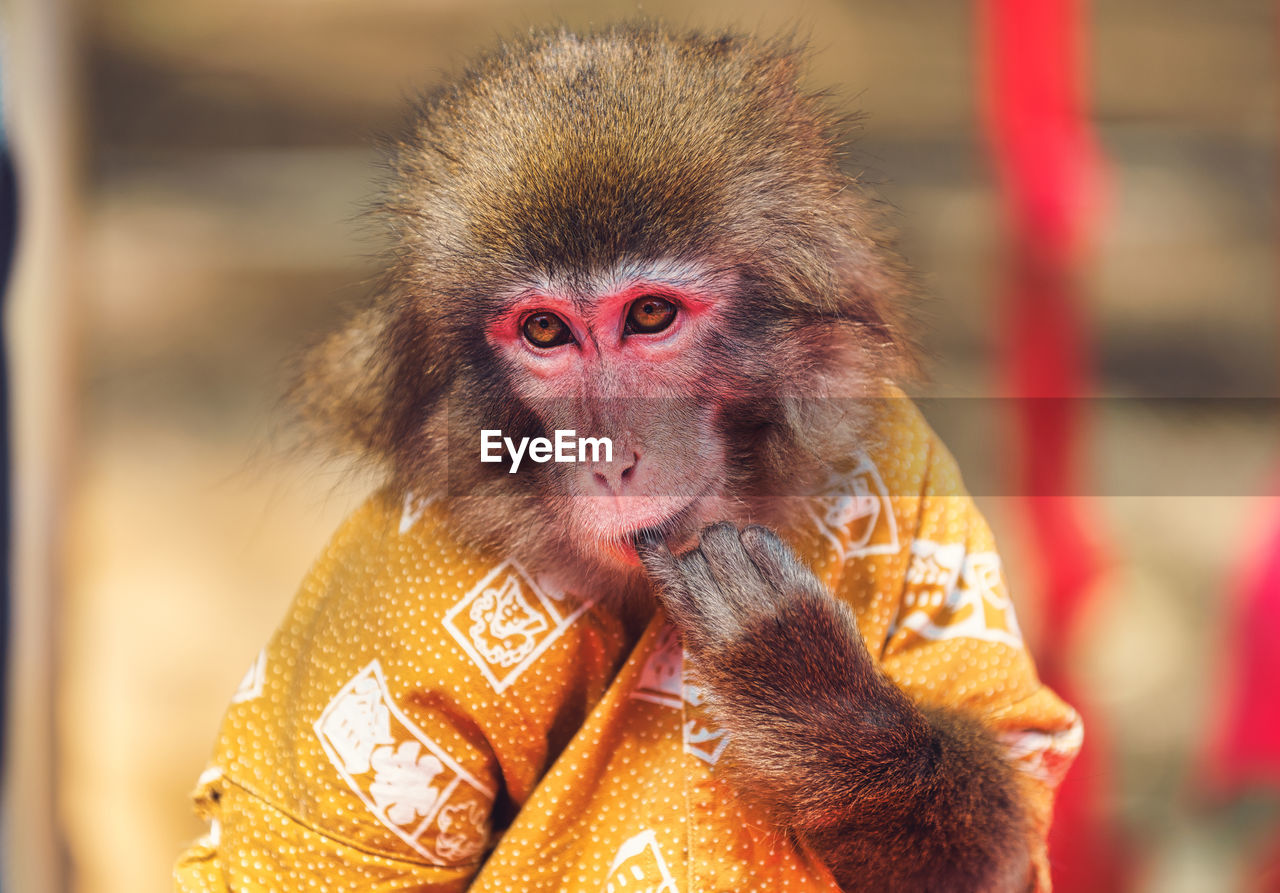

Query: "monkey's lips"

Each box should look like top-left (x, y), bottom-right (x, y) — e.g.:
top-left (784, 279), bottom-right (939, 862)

top-left (605, 493), bottom-right (707, 566)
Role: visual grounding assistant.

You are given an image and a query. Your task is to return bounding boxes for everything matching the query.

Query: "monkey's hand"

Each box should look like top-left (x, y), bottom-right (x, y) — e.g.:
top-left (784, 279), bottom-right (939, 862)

top-left (635, 522), bottom-right (1032, 893)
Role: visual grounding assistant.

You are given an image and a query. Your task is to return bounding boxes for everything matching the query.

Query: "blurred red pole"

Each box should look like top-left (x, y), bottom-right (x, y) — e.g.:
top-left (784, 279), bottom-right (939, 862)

top-left (1200, 7), bottom-right (1280, 891)
top-left (977, 1), bottom-right (1131, 890)
top-left (1206, 496), bottom-right (1280, 893)
top-left (1208, 501), bottom-right (1280, 795)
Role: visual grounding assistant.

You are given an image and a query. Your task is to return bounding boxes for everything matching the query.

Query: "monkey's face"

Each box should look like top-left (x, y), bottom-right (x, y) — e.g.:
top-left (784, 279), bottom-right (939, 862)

top-left (484, 263), bottom-right (740, 567)
top-left (300, 27), bottom-right (914, 584)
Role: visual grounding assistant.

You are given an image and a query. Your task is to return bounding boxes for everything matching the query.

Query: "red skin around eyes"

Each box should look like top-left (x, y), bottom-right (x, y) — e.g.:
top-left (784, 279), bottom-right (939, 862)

top-left (486, 284), bottom-right (718, 388)
top-left (484, 281), bottom-right (727, 554)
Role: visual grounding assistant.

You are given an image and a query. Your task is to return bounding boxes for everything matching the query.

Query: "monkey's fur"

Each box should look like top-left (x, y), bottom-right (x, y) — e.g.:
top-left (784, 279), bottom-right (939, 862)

top-left (300, 22), bottom-right (911, 586)
top-left (300, 22), bottom-right (1034, 892)
top-left (638, 524), bottom-right (1031, 891)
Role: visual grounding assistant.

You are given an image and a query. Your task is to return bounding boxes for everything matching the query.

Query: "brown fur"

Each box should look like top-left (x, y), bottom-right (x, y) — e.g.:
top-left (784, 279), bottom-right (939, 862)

top-left (296, 22), bottom-right (915, 587)
top-left (296, 21), bottom-right (1030, 890)
top-left (639, 523), bottom-right (1032, 892)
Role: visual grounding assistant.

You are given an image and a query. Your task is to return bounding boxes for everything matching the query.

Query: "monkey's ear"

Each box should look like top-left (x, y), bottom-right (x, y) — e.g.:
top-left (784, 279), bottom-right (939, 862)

top-left (835, 234), bottom-right (923, 387)
top-left (293, 298), bottom-right (446, 469)
top-left (294, 305), bottom-right (396, 460)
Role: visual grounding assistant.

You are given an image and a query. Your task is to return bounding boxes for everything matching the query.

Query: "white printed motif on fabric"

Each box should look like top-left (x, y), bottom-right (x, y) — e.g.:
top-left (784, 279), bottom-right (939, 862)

top-left (891, 540), bottom-right (1024, 648)
top-left (197, 766), bottom-right (223, 788)
top-left (682, 684), bottom-right (730, 766)
top-left (630, 624), bottom-right (731, 766)
top-left (999, 712), bottom-right (1084, 788)
top-left (443, 560), bottom-right (594, 694)
top-left (602, 829), bottom-right (680, 893)
top-left (398, 490), bottom-right (437, 535)
top-left (631, 624), bottom-right (685, 709)
top-left (314, 660), bottom-right (493, 864)
top-left (807, 453), bottom-right (900, 562)
top-left (230, 649), bottom-right (266, 704)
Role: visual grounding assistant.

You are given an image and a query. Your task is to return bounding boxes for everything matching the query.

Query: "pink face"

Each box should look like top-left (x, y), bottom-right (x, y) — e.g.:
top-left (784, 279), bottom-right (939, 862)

top-left (486, 271), bottom-right (733, 565)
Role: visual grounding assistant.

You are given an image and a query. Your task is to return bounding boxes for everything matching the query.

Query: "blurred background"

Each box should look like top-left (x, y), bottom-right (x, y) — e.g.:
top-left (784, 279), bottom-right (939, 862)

top-left (0, 0), bottom-right (1276, 891)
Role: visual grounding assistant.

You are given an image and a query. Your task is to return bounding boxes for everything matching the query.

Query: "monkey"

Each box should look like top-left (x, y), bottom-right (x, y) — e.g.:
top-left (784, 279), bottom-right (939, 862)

top-left (175, 22), bottom-right (1081, 893)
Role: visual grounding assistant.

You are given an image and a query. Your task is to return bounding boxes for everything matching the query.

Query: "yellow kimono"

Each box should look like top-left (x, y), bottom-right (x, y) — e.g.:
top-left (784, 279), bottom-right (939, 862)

top-left (175, 398), bottom-right (1081, 892)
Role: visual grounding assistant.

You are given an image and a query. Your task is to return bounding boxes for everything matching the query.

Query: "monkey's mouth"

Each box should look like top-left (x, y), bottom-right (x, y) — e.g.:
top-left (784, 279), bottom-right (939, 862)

top-left (608, 490), bottom-right (709, 566)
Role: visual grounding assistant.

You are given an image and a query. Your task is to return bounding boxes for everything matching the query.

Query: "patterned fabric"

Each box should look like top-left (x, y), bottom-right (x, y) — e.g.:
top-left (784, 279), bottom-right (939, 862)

top-left (175, 397), bottom-right (1080, 892)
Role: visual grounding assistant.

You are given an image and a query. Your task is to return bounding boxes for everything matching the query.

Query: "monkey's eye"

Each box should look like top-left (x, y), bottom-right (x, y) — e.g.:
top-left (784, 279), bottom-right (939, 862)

top-left (625, 295), bottom-right (677, 335)
top-left (521, 311), bottom-right (573, 348)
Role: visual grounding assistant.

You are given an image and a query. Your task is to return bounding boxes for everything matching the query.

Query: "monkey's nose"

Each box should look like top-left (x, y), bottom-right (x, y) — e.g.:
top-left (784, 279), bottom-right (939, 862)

top-left (591, 450), bottom-right (641, 496)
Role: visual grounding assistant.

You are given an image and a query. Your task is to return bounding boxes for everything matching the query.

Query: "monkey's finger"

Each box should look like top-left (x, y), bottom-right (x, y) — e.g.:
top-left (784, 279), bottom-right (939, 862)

top-left (697, 522), bottom-right (763, 584)
top-left (633, 529), bottom-right (680, 581)
top-left (635, 534), bottom-right (728, 649)
top-left (739, 525), bottom-right (824, 596)
top-left (696, 522), bottom-right (778, 620)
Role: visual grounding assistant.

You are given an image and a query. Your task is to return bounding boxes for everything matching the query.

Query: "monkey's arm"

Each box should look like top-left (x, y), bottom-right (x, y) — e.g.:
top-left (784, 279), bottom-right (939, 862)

top-left (638, 523), bottom-right (1035, 893)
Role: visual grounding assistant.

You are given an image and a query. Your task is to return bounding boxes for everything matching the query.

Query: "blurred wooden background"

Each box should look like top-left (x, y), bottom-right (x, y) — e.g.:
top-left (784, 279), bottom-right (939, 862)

top-left (2, 0), bottom-right (1276, 890)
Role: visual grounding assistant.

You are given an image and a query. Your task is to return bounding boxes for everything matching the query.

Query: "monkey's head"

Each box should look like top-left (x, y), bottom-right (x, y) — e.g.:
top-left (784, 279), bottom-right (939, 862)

top-left (301, 22), bottom-right (914, 584)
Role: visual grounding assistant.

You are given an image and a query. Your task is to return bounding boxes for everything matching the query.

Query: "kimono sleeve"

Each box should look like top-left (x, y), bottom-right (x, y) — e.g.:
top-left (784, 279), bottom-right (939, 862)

top-left (876, 436), bottom-right (1083, 893)
top-left (175, 488), bottom-right (628, 892)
